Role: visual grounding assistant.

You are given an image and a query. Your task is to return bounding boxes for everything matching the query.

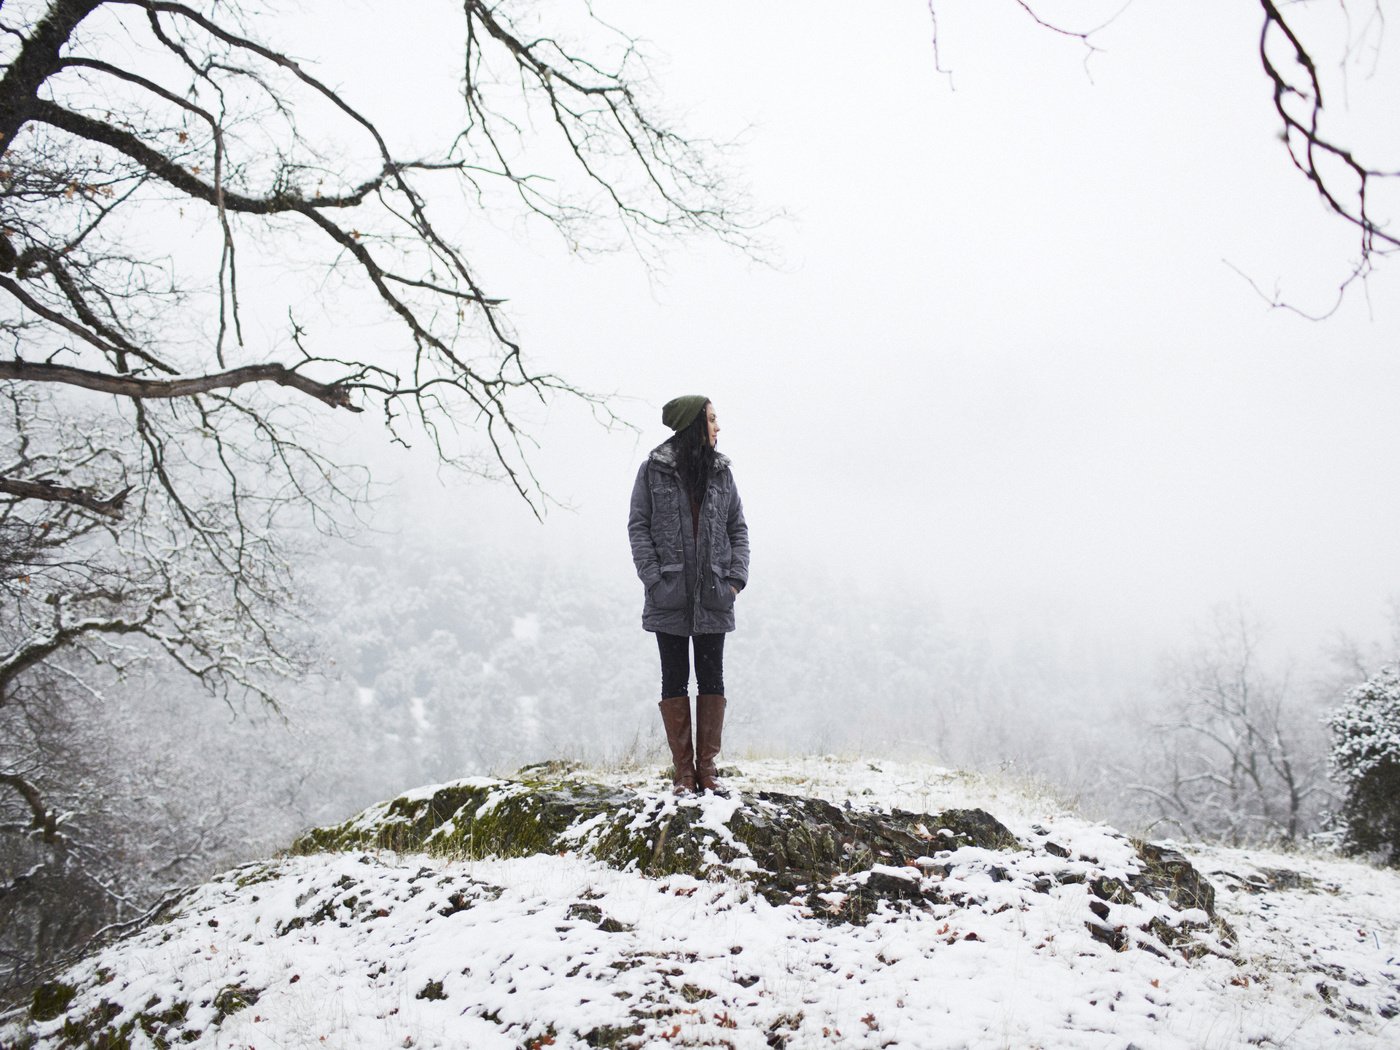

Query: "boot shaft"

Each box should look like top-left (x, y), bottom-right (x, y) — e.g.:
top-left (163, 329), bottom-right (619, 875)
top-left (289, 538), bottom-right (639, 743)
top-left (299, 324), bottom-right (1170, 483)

top-left (658, 695), bottom-right (696, 794)
top-left (694, 693), bottom-right (727, 792)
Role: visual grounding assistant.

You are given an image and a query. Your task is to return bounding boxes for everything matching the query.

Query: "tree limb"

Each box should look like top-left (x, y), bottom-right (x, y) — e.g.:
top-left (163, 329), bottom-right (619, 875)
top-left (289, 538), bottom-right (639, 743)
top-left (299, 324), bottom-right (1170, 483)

top-left (0, 472), bottom-right (130, 518)
top-left (0, 771), bottom-right (62, 843)
top-left (26, 97), bottom-right (387, 213)
top-left (0, 358), bottom-right (362, 411)
top-left (0, 0), bottom-right (106, 156)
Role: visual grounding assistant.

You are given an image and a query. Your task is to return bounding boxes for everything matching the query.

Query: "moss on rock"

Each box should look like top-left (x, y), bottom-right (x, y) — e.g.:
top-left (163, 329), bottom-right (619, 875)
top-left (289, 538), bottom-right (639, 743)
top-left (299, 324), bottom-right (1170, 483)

top-left (288, 774), bottom-right (1226, 948)
top-left (210, 985), bottom-right (260, 1023)
top-left (30, 981), bottom-right (77, 1023)
top-left (290, 777), bottom-right (1032, 925)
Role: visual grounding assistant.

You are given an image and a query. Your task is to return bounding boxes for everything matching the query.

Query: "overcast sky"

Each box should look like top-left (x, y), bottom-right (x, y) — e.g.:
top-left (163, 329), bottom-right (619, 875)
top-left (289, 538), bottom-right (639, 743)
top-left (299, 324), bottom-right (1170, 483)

top-left (315, 0), bottom-right (1400, 658)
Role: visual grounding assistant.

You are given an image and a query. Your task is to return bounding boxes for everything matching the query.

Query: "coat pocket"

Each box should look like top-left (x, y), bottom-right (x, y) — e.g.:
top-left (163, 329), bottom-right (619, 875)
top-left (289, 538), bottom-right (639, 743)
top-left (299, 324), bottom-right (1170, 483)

top-left (699, 562), bottom-right (736, 612)
top-left (648, 563), bottom-right (686, 611)
top-left (650, 483), bottom-right (682, 536)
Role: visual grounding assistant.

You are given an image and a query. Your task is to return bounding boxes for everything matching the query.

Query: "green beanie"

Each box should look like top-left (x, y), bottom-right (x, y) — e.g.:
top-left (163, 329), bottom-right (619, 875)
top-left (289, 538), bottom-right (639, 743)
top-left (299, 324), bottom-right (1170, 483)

top-left (662, 394), bottom-right (709, 432)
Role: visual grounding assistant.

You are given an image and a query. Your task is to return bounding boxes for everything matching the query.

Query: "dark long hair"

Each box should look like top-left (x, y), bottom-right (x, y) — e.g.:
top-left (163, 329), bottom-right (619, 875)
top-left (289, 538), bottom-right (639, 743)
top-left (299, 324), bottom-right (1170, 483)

top-left (669, 402), bottom-right (714, 503)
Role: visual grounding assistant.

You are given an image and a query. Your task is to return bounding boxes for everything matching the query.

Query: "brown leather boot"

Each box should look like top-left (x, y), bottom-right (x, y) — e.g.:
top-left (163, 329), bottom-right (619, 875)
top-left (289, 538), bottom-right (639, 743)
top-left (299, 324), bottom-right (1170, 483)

top-left (658, 696), bottom-right (696, 795)
top-left (695, 693), bottom-right (728, 795)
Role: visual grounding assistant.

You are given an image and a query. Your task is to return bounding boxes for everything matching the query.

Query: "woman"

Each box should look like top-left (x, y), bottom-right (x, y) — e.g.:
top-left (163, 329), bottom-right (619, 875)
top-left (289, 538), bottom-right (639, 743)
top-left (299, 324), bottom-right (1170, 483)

top-left (628, 396), bottom-right (750, 795)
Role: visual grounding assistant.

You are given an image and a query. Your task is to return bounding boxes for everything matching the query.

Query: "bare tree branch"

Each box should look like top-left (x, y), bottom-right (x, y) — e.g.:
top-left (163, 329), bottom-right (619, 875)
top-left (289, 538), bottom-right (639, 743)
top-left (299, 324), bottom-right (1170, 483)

top-left (0, 472), bottom-right (129, 517)
top-left (0, 771), bottom-right (61, 843)
top-left (0, 358), bottom-right (361, 410)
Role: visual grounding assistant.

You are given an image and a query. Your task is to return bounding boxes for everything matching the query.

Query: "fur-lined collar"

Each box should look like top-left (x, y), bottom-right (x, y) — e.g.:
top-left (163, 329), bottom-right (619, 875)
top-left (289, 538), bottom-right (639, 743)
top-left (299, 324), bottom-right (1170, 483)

top-left (648, 440), bottom-right (731, 473)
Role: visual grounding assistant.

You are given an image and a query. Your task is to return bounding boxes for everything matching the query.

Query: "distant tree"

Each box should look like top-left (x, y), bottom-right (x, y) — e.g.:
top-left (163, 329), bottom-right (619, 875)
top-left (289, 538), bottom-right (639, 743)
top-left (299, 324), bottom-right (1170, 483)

top-left (1132, 605), bottom-right (1331, 847)
top-left (1327, 665), bottom-right (1400, 865)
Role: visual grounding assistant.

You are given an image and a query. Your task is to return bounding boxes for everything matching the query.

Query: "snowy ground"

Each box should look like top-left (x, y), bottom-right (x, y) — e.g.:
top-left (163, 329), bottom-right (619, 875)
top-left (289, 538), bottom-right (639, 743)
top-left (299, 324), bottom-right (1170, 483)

top-left (5, 757), bottom-right (1398, 1049)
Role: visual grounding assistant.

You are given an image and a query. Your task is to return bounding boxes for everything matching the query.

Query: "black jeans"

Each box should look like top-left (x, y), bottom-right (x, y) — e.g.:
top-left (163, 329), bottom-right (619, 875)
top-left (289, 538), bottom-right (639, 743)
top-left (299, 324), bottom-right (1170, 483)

top-left (656, 632), bottom-right (725, 699)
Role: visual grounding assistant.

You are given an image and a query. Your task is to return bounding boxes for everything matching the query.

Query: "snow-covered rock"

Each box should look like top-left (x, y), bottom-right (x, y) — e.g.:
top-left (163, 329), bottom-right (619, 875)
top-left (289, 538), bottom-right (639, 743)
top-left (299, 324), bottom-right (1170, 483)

top-left (4, 758), bottom-right (1397, 1049)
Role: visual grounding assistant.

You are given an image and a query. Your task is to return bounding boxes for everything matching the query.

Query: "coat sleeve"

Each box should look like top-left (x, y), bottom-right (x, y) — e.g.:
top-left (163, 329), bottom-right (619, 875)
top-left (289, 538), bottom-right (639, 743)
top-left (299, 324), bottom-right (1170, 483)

top-left (627, 461), bottom-right (662, 589)
top-left (725, 473), bottom-right (750, 589)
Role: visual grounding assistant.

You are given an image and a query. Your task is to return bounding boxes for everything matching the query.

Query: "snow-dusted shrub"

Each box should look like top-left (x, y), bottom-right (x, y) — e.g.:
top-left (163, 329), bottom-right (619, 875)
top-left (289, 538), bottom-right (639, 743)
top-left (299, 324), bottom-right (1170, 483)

top-left (1328, 666), bottom-right (1400, 865)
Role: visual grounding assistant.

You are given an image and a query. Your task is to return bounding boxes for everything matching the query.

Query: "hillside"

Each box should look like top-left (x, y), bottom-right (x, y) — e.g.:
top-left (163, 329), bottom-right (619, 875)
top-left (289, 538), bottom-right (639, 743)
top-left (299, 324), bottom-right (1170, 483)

top-left (3, 758), bottom-right (1397, 1049)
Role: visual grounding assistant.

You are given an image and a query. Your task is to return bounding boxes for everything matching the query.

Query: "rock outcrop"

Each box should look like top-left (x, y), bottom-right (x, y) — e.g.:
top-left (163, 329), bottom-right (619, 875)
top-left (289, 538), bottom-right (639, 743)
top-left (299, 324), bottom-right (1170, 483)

top-left (292, 769), bottom-right (1231, 953)
top-left (21, 763), bottom-right (1397, 1050)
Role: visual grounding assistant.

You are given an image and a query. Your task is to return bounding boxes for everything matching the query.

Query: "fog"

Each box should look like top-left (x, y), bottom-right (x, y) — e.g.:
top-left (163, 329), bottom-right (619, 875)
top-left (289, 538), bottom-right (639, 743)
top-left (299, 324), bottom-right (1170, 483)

top-left (259, 2), bottom-right (1400, 849)
top-left (328, 0), bottom-right (1400, 662)
top-left (45, 0), bottom-right (1397, 801)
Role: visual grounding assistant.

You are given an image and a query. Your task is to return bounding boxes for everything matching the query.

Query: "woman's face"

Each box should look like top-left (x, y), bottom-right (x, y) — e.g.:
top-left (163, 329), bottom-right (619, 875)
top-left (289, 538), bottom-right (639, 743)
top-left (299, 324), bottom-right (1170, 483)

top-left (704, 403), bottom-right (720, 447)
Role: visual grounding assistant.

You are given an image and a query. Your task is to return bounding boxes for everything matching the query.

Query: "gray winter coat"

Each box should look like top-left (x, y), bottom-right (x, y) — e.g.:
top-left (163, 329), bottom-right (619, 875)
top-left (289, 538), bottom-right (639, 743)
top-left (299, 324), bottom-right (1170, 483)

top-left (628, 442), bottom-right (750, 635)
